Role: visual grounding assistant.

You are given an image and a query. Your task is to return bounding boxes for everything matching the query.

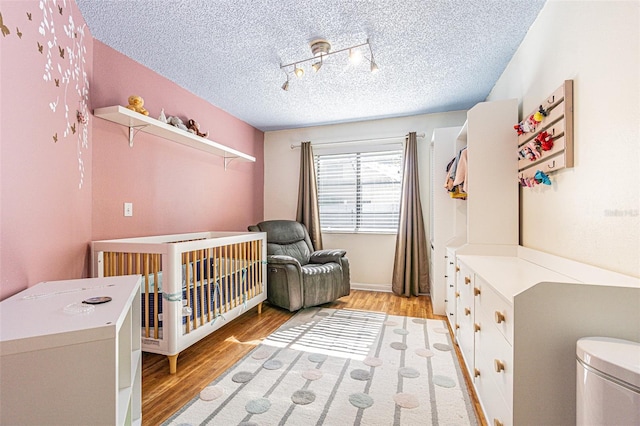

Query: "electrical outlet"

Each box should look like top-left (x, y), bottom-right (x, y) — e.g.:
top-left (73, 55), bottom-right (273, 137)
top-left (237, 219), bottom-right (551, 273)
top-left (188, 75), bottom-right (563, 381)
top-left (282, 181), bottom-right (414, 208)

top-left (124, 202), bottom-right (133, 217)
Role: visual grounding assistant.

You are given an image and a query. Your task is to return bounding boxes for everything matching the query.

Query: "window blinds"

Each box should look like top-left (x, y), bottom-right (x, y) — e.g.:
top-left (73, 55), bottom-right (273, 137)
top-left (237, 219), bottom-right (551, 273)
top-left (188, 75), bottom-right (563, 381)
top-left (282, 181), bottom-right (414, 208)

top-left (315, 150), bottom-right (403, 233)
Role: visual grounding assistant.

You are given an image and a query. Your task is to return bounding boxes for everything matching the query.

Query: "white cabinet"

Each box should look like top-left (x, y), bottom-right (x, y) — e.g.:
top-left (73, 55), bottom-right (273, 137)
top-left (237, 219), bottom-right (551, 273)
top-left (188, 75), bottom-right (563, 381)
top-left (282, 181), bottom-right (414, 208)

top-left (463, 99), bottom-right (518, 246)
top-left (436, 98), bottom-right (517, 320)
top-left (453, 249), bottom-right (640, 426)
top-left (444, 247), bottom-right (457, 326)
top-left (429, 126), bottom-right (462, 315)
top-left (455, 259), bottom-right (478, 378)
top-left (0, 275), bottom-right (142, 425)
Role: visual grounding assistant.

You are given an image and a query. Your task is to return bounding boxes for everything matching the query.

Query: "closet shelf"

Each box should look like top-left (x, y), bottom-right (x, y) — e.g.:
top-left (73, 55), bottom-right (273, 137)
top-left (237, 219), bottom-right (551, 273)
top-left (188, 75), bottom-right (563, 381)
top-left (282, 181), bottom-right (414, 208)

top-left (94, 105), bottom-right (256, 166)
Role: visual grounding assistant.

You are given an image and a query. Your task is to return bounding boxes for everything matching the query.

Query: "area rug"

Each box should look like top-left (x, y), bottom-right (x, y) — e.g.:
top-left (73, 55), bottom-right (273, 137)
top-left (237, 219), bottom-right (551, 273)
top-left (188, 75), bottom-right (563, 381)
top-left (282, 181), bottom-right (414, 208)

top-left (163, 308), bottom-right (478, 425)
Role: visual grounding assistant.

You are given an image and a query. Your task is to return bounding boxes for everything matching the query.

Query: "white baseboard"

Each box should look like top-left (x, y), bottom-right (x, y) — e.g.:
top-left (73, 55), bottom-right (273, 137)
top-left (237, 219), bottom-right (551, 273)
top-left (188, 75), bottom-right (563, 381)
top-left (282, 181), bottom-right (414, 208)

top-left (351, 282), bottom-right (392, 292)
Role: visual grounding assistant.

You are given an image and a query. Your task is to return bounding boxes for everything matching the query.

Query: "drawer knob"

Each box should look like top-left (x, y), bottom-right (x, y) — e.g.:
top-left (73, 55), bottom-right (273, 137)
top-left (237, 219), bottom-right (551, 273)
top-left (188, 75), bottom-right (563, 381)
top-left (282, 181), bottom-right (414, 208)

top-left (494, 311), bottom-right (506, 324)
top-left (474, 323), bottom-right (481, 332)
top-left (474, 287), bottom-right (481, 296)
top-left (456, 266), bottom-right (460, 272)
top-left (474, 368), bottom-right (481, 378)
top-left (494, 420), bottom-right (504, 426)
top-left (464, 276), bottom-right (471, 285)
top-left (455, 323), bottom-right (460, 330)
top-left (464, 307), bottom-right (471, 316)
top-left (455, 291), bottom-right (460, 298)
top-left (494, 359), bottom-right (506, 373)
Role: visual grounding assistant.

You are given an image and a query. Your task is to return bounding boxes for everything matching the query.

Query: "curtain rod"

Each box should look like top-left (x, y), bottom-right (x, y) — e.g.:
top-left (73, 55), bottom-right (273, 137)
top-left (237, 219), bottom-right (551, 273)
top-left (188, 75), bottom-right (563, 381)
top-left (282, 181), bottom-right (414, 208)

top-left (290, 133), bottom-right (425, 149)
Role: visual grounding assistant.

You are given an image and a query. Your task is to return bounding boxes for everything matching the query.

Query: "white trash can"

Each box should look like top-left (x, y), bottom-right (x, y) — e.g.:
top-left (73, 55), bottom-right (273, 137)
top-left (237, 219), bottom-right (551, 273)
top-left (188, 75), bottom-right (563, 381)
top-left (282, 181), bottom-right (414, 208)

top-left (576, 337), bottom-right (640, 425)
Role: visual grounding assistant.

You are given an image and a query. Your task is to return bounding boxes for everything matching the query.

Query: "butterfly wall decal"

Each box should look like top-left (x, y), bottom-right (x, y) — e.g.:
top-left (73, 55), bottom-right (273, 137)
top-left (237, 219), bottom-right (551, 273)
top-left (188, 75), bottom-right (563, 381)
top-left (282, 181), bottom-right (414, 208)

top-left (16, 27), bottom-right (22, 39)
top-left (55, 78), bottom-right (60, 87)
top-left (53, 133), bottom-right (58, 143)
top-left (37, 41), bottom-right (43, 53)
top-left (58, 5), bottom-right (63, 15)
top-left (0, 13), bottom-right (10, 37)
top-left (71, 123), bottom-right (76, 134)
top-left (58, 45), bottom-right (64, 58)
top-left (27, 12), bottom-right (32, 21)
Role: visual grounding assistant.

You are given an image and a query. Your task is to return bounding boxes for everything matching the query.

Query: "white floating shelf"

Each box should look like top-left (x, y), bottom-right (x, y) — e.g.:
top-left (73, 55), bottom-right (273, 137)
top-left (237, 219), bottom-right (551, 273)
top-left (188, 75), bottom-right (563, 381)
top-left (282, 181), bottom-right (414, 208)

top-left (94, 105), bottom-right (256, 166)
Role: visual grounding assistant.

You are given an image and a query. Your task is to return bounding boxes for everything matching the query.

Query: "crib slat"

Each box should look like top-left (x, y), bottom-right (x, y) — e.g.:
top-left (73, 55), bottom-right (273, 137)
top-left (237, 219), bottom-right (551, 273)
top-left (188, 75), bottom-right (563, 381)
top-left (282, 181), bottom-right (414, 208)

top-left (143, 253), bottom-right (150, 339)
top-left (205, 247), bottom-right (212, 323)
top-left (184, 252), bottom-right (191, 334)
top-left (225, 244), bottom-right (231, 312)
top-left (249, 240), bottom-right (256, 300)
top-left (242, 241), bottom-right (248, 303)
top-left (153, 254), bottom-right (160, 339)
top-left (198, 249), bottom-right (205, 327)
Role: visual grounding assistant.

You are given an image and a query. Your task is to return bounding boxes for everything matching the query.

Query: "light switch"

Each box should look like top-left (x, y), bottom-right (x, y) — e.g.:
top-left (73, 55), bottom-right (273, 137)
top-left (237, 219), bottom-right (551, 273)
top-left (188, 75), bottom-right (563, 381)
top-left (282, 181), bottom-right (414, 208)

top-left (124, 202), bottom-right (133, 217)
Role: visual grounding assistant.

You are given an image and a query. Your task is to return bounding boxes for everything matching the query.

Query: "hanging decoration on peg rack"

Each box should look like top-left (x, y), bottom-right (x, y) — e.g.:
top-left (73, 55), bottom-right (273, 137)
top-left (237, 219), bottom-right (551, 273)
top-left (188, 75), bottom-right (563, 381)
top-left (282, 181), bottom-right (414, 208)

top-left (535, 130), bottom-right (554, 151)
top-left (519, 170), bottom-right (551, 188)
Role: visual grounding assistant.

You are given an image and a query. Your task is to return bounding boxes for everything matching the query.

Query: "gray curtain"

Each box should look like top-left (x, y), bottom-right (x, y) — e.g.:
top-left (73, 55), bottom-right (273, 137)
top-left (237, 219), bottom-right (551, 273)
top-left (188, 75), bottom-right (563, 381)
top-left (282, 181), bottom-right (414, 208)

top-left (296, 141), bottom-right (323, 250)
top-left (392, 132), bottom-right (429, 296)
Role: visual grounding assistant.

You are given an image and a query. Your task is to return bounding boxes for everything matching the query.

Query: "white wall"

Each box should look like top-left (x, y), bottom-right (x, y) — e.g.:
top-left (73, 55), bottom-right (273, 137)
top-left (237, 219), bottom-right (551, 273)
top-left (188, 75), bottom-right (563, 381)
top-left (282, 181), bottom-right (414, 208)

top-left (264, 111), bottom-right (467, 289)
top-left (488, 0), bottom-right (639, 277)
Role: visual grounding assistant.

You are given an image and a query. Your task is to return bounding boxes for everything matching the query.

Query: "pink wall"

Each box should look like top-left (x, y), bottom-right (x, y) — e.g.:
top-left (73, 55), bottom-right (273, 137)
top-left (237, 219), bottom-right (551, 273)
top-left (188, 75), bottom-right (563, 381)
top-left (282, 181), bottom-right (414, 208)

top-left (1, 1), bottom-right (93, 299)
top-left (91, 41), bottom-right (264, 240)
top-left (0, 1), bottom-right (264, 300)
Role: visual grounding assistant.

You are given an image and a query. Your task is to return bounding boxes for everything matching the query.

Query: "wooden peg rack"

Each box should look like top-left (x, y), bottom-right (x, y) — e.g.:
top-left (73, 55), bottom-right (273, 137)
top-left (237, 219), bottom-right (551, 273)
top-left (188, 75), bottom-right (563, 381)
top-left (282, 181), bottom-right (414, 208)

top-left (517, 80), bottom-right (574, 179)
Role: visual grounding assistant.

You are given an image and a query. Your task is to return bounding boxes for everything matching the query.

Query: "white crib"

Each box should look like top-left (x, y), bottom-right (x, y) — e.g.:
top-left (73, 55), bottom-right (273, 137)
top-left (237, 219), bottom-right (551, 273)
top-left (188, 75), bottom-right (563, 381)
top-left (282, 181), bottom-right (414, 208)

top-left (91, 231), bottom-right (266, 374)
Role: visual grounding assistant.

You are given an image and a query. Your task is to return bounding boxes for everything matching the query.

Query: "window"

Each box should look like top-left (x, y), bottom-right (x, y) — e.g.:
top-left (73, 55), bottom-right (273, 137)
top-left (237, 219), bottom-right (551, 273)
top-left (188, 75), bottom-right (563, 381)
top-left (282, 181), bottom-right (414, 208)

top-left (315, 150), bottom-right (403, 233)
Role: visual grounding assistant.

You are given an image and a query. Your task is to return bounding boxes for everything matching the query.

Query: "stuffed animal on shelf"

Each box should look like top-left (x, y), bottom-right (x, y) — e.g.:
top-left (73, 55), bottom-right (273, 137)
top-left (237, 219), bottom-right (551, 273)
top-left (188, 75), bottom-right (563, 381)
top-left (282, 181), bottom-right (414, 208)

top-left (187, 119), bottom-right (208, 138)
top-left (125, 95), bottom-right (149, 116)
top-left (166, 115), bottom-right (188, 131)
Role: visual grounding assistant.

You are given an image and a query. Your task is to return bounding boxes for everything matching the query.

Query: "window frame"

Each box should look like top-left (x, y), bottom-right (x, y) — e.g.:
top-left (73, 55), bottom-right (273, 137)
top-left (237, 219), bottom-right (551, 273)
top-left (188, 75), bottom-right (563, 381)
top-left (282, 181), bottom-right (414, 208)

top-left (314, 145), bottom-right (404, 235)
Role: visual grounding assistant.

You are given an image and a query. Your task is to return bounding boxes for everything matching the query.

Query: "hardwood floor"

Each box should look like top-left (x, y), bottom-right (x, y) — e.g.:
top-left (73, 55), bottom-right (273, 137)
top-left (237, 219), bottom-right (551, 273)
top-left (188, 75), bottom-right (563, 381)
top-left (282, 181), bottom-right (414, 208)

top-left (141, 290), bottom-right (486, 425)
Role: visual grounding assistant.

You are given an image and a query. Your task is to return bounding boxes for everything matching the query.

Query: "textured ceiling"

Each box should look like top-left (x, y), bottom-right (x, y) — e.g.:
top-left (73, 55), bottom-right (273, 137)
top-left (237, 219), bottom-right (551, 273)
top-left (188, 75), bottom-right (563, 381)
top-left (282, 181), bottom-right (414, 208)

top-left (75, 0), bottom-right (546, 132)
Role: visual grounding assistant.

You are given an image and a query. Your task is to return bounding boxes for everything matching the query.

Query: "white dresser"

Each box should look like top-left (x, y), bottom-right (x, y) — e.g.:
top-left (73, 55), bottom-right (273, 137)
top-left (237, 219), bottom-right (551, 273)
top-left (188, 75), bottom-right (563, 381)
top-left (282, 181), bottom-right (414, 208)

top-left (450, 246), bottom-right (640, 426)
top-left (0, 275), bottom-right (142, 425)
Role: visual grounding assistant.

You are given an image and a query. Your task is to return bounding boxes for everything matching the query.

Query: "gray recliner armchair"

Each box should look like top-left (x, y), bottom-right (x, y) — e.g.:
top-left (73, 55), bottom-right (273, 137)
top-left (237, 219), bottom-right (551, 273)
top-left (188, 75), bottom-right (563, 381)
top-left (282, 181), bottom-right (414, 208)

top-left (248, 220), bottom-right (350, 312)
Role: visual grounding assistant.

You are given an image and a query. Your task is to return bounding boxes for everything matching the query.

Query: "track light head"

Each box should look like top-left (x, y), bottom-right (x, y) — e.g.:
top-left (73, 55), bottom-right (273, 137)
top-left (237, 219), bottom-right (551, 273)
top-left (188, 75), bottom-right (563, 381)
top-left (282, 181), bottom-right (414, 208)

top-left (370, 60), bottom-right (379, 73)
top-left (294, 64), bottom-right (304, 78)
top-left (281, 79), bottom-right (289, 91)
top-left (312, 55), bottom-right (323, 72)
top-left (349, 48), bottom-right (363, 65)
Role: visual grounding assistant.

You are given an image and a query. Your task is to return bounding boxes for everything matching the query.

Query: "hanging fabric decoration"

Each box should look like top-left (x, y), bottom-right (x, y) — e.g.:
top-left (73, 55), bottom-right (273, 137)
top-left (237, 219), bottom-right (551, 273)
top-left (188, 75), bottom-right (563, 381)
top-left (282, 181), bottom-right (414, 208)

top-left (519, 170), bottom-right (551, 187)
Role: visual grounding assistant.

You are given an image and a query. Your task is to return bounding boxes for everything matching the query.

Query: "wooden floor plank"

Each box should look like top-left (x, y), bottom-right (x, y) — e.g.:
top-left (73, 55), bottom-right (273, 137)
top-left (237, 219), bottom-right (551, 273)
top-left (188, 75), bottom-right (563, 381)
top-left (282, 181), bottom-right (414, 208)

top-left (141, 290), bottom-right (486, 425)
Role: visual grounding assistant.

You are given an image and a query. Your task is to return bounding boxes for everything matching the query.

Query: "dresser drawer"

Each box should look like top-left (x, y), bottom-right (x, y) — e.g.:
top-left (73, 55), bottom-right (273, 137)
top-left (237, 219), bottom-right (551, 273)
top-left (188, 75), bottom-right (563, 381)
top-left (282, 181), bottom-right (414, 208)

top-left (476, 302), bottom-right (514, 408)
top-left (476, 275), bottom-right (513, 344)
top-left (474, 365), bottom-right (512, 426)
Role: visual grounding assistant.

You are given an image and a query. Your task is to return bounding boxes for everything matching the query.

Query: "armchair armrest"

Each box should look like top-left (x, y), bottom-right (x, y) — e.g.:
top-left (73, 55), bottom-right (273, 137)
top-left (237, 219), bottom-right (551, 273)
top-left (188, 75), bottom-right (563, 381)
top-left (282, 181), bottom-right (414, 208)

top-left (266, 255), bottom-right (304, 312)
top-left (268, 254), bottom-right (302, 268)
top-left (309, 249), bottom-right (347, 264)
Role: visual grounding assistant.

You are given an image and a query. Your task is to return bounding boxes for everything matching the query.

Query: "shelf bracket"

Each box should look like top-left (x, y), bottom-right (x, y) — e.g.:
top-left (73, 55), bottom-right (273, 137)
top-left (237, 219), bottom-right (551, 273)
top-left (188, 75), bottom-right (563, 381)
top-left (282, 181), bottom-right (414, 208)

top-left (224, 156), bottom-right (238, 170)
top-left (128, 125), bottom-right (149, 148)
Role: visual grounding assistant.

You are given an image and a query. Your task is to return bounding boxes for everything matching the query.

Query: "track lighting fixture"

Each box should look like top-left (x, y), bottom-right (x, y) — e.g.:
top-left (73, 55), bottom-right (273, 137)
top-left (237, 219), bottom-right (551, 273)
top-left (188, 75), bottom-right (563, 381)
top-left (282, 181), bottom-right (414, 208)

top-left (280, 38), bottom-right (378, 90)
top-left (348, 48), bottom-right (363, 65)
top-left (368, 42), bottom-right (379, 74)
top-left (312, 55), bottom-right (324, 72)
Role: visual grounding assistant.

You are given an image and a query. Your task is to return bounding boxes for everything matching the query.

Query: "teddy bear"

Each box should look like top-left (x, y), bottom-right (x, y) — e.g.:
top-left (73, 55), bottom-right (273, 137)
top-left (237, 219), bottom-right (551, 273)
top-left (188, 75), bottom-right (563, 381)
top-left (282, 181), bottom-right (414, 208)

top-left (125, 95), bottom-right (149, 116)
top-left (187, 119), bottom-right (208, 138)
